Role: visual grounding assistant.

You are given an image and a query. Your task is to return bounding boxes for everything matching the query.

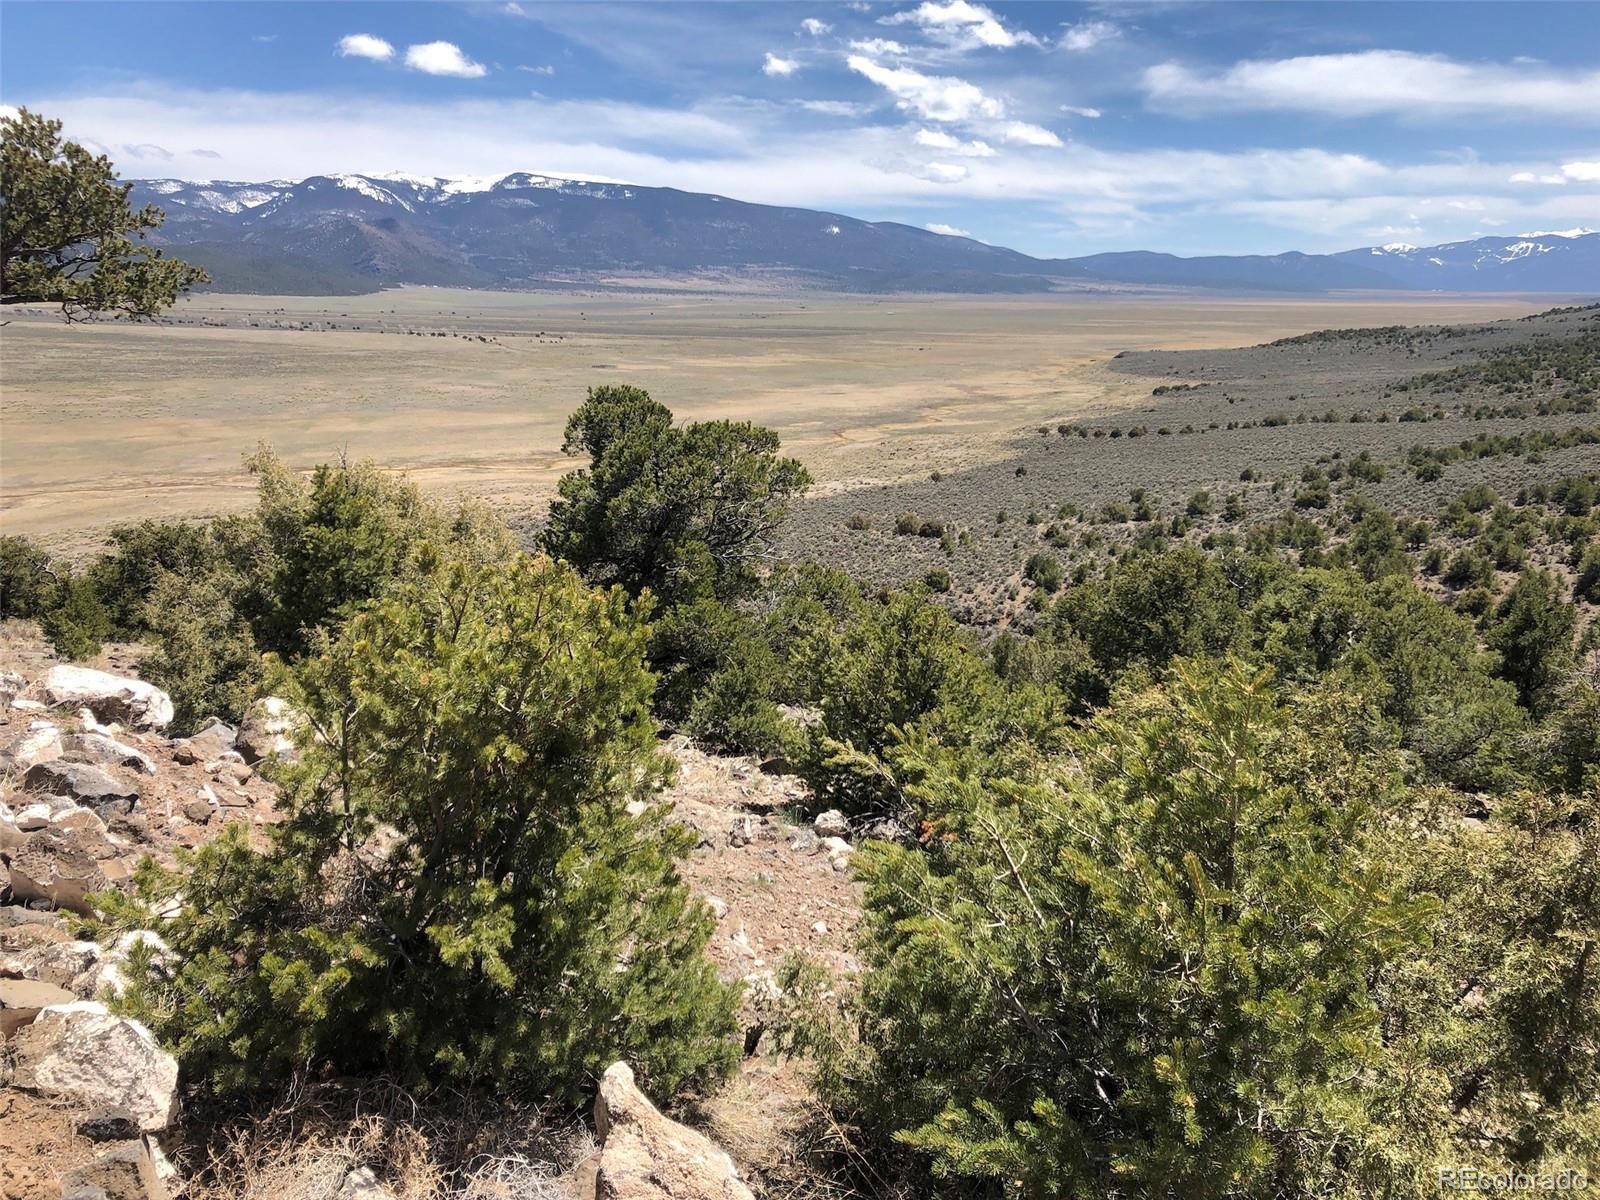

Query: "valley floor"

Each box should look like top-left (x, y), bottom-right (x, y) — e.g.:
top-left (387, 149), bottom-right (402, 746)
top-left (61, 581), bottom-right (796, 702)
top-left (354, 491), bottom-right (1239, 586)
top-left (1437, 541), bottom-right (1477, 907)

top-left (0, 288), bottom-right (1542, 550)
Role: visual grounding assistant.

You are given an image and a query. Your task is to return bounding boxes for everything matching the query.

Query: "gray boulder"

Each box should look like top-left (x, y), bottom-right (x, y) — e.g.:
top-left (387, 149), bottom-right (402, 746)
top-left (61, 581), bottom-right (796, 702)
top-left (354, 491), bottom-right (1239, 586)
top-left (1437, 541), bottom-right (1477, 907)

top-left (62, 732), bottom-right (158, 776)
top-left (9, 999), bottom-right (179, 1132)
top-left (23, 759), bottom-right (139, 814)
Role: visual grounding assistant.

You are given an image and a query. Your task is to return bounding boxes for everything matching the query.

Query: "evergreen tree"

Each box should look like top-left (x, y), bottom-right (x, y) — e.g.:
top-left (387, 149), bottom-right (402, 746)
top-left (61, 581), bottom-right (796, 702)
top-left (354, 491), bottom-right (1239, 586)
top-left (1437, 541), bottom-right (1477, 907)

top-left (545, 385), bottom-right (810, 606)
top-left (1, 108), bottom-right (207, 319)
top-left (113, 555), bottom-right (738, 1104)
top-left (1488, 568), bottom-right (1577, 716)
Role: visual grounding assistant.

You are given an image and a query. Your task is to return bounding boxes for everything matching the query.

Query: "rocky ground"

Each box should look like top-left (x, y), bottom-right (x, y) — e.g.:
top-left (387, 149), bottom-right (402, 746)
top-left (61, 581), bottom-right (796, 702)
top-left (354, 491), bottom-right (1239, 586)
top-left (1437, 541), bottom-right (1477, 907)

top-left (0, 621), bottom-right (864, 1200)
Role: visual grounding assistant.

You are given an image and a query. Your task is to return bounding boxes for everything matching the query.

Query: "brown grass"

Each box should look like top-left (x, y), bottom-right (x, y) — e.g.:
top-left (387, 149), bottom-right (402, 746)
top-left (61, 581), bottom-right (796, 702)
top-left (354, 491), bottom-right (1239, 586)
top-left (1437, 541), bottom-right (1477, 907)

top-left (176, 1079), bottom-right (593, 1200)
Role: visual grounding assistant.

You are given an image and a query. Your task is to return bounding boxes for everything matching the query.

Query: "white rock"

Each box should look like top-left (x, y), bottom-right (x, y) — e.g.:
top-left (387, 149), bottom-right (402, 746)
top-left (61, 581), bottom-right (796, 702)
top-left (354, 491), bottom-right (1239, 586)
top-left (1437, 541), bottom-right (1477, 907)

top-left (3, 719), bottom-right (63, 769)
top-left (811, 920), bottom-right (829, 934)
top-left (73, 930), bottom-right (172, 1000)
top-left (704, 895), bottom-right (729, 920)
top-left (10, 1000), bottom-right (179, 1132)
top-left (237, 696), bottom-right (303, 763)
top-left (9, 697), bottom-right (47, 712)
top-left (15, 802), bottom-right (53, 831)
top-left (77, 706), bottom-right (120, 736)
top-left (339, 1166), bottom-right (396, 1199)
top-left (41, 666), bottom-right (174, 731)
top-left (812, 809), bottom-right (849, 839)
top-left (62, 731), bottom-right (158, 776)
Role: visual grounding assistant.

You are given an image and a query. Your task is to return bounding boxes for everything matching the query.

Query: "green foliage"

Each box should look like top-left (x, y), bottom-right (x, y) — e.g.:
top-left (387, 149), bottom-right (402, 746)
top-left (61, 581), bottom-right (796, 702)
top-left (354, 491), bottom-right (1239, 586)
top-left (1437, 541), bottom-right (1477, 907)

top-left (842, 661), bottom-right (1436, 1196)
top-left (544, 385), bottom-right (810, 607)
top-left (114, 554), bottom-right (738, 1105)
top-left (40, 574), bottom-right (111, 660)
top-left (0, 535), bottom-right (59, 619)
top-left (1, 108), bottom-right (207, 319)
top-left (650, 597), bottom-right (784, 755)
top-left (1487, 569), bottom-right (1577, 716)
top-left (1022, 552), bottom-right (1063, 593)
top-left (1048, 547), bottom-right (1248, 689)
top-left (137, 569), bottom-right (263, 733)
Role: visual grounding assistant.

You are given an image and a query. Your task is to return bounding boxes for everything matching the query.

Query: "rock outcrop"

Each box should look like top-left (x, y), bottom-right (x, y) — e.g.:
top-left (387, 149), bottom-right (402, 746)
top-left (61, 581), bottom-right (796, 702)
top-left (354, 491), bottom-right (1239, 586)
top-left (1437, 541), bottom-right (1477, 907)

top-left (7, 999), bottom-right (180, 1133)
top-left (40, 666), bottom-right (175, 731)
top-left (593, 1061), bottom-right (754, 1200)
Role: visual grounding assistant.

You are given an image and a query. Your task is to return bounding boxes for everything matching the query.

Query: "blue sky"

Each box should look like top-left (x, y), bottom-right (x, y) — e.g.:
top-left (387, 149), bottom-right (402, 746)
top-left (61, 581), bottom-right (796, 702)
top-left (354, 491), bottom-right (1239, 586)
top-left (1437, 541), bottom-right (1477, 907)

top-left (3, 1), bottom-right (1597, 256)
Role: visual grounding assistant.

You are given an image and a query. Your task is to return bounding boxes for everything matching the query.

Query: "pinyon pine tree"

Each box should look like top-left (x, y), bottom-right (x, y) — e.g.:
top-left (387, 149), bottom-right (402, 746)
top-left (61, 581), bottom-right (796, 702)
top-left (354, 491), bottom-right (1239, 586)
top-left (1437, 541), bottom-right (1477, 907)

top-left (111, 553), bottom-right (739, 1104)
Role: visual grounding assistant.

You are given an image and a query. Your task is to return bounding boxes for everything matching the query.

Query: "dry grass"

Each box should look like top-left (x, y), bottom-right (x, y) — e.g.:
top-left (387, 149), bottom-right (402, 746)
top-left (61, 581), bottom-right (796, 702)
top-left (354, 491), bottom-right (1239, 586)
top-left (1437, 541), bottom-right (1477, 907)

top-left (178, 1079), bottom-right (594, 1200)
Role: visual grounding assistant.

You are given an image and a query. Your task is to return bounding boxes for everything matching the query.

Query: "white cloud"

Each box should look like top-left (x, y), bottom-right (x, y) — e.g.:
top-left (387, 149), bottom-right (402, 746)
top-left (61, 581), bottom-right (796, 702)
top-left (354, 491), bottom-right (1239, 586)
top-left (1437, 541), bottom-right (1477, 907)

top-left (847, 56), bottom-right (1003, 122)
top-left (915, 128), bottom-right (995, 156)
top-left (404, 42), bottom-right (487, 78)
top-left (800, 18), bottom-right (832, 36)
top-left (797, 99), bottom-right (871, 117)
top-left (1059, 105), bottom-right (1102, 118)
top-left (27, 82), bottom-right (1600, 255)
top-left (1144, 51), bottom-right (1600, 120)
top-left (1059, 21), bottom-right (1118, 52)
top-left (918, 161), bottom-right (969, 183)
top-left (850, 38), bottom-right (908, 55)
top-left (998, 120), bottom-right (1061, 147)
top-left (336, 34), bottom-right (394, 63)
top-left (763, 53), bottom-right (800, 77)
top-left (926, 222), bottom-right (971, 236)
top-left (502, 2), bottom-right (526, 14)
top-left (881, 1), bottom-right (1040, 50)
top-left (1562, 160), bottom-right (1600, 181)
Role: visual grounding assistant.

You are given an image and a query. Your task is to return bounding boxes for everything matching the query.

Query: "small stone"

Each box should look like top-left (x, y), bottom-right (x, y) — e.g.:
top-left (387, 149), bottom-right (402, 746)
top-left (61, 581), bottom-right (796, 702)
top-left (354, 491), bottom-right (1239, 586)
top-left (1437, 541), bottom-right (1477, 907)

top-left (811, 920), bottom-right (829, 935)
top-left (727, 816), bottom-right (757, 847)
top-left (339, 1166), bottom-right (396, 1199)
top-left (704, 895), bottom-right (729, 920)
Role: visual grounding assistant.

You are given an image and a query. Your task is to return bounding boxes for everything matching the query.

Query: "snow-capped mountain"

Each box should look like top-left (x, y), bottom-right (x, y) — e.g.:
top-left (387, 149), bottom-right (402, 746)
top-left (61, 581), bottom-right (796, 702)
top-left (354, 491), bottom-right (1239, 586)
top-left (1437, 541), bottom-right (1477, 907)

top-left (128, 171), bottom-right (1599, 296)
top-left (1329, 230), bottom-right (1599, 292)
top-left (128, 171), bottom-right (1091, 295)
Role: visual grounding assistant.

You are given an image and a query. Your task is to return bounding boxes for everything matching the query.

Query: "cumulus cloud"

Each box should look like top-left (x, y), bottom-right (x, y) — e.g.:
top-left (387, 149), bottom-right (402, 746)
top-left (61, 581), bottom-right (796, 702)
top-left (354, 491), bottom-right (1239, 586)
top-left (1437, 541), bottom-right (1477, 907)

top-left (1144, 50), bottom-right (1600, 120)
top-left (926, 222), bottom-right (971, 236)
top-left (915, 128), bottom-right (995, 156)
top-left (1562, 160), bottom-right (1600, 181)
top-left (1060, 105), bottom-right (1102, 118)
top-left (998, 120), bottom-right (1061, 147)
top-left (763, 53), bottom-right (800, 77)
top-left (848, 56), bottom-right (1003, 122)
top-left (881, 0), bottom-right (1040, 50)
top-left (404, 42), bottom-right (487, 78)
top-left (337, 33), bottom-right (394, 62)
top-left (1059, 21), bottom-right (1118, 52)
top-left (800, 18), bottom-right (831, 36)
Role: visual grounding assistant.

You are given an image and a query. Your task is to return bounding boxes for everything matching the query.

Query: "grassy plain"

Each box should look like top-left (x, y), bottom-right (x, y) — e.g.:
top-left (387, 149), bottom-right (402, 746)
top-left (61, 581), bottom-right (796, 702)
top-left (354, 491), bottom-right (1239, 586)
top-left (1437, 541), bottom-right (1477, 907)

top-left (0, 287), bottom-right (1542, 547)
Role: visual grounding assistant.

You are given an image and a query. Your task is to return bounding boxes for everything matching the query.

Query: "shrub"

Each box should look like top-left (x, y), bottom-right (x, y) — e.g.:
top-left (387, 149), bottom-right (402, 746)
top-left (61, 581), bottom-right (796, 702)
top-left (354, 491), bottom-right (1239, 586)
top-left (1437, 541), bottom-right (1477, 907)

top-left (112, 555), bottom-right (739, 1105)
top-left (138, 569), bottom-right (263, 733)
top-left (1022, 552), bottom-right (1063, 593)
top-left (923, 567), bottom-right (952, 593)
top-left (40, 574), bottom-right (111, 660)
top-left (842, 661), bottom-right (1435, 1195)
top-left (0, 535), bottom-right (59, 619)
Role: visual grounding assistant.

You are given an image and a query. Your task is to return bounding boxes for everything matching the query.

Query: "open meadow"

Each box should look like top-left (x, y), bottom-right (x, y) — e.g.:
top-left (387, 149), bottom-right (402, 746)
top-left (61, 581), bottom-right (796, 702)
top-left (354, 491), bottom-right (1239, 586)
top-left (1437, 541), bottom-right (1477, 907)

top-left (0, 287), bottom-right (1542, 548)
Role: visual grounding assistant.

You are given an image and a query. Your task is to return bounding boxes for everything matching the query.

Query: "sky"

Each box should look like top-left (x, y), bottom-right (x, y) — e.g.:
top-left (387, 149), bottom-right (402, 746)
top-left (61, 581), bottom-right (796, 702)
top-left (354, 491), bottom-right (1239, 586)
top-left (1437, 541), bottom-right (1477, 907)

top-left (2, 0), bottom-right (1598, 257)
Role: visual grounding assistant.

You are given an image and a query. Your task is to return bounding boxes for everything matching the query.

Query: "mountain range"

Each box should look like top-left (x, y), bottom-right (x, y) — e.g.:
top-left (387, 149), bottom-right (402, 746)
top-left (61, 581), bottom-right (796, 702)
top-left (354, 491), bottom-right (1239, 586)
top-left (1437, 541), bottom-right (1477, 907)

top-left (129, 172), bottom-right (1599, 297)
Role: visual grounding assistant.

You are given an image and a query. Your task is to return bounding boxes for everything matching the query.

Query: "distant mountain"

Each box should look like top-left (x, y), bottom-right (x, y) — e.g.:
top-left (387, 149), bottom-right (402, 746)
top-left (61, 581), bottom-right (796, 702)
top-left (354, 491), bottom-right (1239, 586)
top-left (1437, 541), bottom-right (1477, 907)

top-left (128, 172), bottom-right (1599, 296)
top-left (1329, 231), bottom-right (1600, 292)
top-left (130, 172), bottom-right (1090, 295)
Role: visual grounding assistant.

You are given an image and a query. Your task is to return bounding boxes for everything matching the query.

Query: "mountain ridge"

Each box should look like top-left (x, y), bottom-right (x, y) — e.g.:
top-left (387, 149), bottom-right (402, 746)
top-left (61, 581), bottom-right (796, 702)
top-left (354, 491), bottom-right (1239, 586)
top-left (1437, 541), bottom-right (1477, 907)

top-left (129, 171), bottom-right (1599, 297)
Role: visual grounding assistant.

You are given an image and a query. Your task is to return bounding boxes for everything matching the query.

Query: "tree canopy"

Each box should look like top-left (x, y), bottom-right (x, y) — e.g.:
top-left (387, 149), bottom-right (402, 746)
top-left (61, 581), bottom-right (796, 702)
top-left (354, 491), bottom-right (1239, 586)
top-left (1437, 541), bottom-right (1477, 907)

top-left (1, 107), bottom-right (207, 319)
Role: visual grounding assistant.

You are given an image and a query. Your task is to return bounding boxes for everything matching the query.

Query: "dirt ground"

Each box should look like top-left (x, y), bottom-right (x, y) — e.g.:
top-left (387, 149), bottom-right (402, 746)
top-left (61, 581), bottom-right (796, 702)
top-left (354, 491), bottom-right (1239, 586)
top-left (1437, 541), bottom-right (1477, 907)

top-left (0, 288), bottom-right (1540, 549)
